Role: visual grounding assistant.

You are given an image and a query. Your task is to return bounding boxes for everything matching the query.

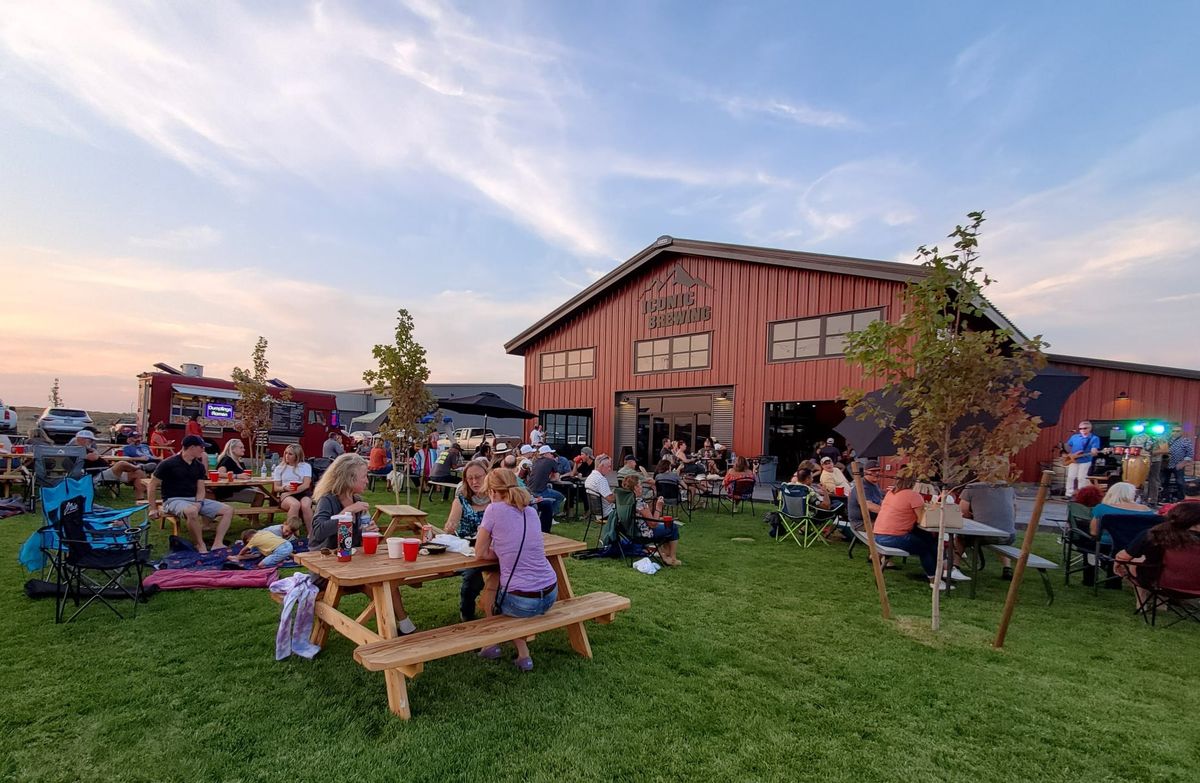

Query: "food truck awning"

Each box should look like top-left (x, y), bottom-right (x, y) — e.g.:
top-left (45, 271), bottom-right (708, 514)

top-left (171, 384), bottom-right (242, 400)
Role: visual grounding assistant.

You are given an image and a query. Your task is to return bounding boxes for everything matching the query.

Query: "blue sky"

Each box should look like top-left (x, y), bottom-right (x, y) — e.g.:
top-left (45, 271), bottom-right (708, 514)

top-left (2, 1), bottom-right (1198, 410)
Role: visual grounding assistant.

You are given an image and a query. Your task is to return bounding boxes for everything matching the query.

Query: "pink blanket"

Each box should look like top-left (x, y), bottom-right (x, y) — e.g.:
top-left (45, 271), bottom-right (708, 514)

top-left (144, 568), bottom-right (279, 590)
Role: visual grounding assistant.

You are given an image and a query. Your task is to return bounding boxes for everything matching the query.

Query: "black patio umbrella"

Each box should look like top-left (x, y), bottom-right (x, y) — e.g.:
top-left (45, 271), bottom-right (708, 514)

top-left (435, 392), bottom-right (536, 435)
top-left (834, 366), bottom-right (1088, 458)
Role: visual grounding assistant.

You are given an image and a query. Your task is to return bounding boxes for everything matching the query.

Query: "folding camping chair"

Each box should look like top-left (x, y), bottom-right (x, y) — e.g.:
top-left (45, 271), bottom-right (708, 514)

top-left (40, 490), bottom-right (151, 623)
top-left (34, 476), bottom-right (148, 578)
top-left (1123, 546), bottom-right (1200, 627)
top-left (776, 483), bottom-right (834, 547)
top-left (1090, 513), bottom-right (1159, 594)
top-left (30, 444), bottom-right (87, 513)
top-left (602, 487), bottom-right (666, 566)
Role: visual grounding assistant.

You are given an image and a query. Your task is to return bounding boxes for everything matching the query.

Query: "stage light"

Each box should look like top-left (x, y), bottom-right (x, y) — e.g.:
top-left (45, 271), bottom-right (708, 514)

top-left (1131, 423), bottom-right (1145, 433)
top-left (1151, 423), bottom-right (1166, 435)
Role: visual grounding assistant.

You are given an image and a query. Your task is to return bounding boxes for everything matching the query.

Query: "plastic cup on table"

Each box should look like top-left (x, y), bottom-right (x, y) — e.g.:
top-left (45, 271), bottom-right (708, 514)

top-left (242, 471), bottom-right (252, 479)
top-left (361, 531), bottom-right (381, 555)
top-left (12, 445), bottom-right (24, 455)
top-left (835, 486), bottom-right (846, 497)
top-left (208, 471), bottom-right (219, 482)
top-left (225, 472), bottom-right (235, 483)
top-left (402, 538), bottom-right (420, 562)
top-left (386, 537), bottom-right (405, 559)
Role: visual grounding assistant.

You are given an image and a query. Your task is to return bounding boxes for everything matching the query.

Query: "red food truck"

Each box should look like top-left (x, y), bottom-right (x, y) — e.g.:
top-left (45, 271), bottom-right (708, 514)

top-left (136, 369), bottom-right (338, 458)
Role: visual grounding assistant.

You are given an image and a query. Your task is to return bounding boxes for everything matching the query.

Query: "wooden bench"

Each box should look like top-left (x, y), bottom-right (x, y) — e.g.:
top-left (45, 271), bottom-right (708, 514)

top-left (988, 544), bottom-right (1059, 605)
top-left (848, 528), bottom-right (911, 560)
top-left (353, 591), bottom-right (631, 719)
top-left (158, 505), bottom-right (284, 535)
top-left (0, 470), bottom-right (27, 499)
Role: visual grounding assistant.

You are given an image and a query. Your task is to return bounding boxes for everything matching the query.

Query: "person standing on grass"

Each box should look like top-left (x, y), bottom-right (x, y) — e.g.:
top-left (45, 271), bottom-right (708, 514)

top-left (146, 435), bottom-right (233, 553)
top-left (475, 468), bottom-right (558, 672)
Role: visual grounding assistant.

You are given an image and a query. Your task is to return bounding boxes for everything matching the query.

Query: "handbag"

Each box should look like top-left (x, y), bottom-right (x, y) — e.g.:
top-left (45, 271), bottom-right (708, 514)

top-left (919, 494), bottom-right (963, 529)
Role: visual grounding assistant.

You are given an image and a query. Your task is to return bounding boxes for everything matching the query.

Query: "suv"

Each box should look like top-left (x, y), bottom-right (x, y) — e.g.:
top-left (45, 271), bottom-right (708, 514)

top-left (110, 418), bottom-right (139, 443)
top-left (0, 401), bottom-right (15, 434)
top-left (35, 407), bottom-right (95, 443)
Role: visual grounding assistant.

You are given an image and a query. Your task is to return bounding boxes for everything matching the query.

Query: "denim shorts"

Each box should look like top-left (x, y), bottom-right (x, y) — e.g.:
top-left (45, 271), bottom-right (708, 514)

top-left (163, 497), bottom-right (229, 519)
top-left (499, 586), bottom-right (558, 618)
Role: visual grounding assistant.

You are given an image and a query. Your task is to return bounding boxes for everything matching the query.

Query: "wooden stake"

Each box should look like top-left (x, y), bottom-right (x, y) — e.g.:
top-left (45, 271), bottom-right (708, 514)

top-left (851, 462), bottom-right (891, 620)
top-left (932, 494), bottom-right (946, 632)
top-left (993, 470), bottom-right (1053, 649)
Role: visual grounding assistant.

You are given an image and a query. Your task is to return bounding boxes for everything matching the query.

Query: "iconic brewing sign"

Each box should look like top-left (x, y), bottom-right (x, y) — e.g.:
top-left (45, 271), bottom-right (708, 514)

top-left (641, 262), bottom-right (713, 329)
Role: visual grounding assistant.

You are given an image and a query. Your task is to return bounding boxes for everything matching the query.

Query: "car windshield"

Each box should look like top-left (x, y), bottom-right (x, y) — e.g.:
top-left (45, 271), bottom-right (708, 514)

top-left (49, 409), bottom-right (88, 418)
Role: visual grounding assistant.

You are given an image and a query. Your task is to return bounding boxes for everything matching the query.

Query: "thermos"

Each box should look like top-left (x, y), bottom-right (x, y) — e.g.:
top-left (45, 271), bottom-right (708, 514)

top-left (335, 513), bottom-right (353, 562)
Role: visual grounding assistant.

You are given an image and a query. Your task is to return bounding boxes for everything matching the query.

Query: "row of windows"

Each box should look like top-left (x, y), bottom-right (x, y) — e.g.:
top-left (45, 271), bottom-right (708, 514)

top-left (538, 307), bottom-right (883, 380)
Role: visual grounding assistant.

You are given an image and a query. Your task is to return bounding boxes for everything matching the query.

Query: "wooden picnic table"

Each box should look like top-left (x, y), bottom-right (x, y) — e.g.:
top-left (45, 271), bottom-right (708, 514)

top-left (294, 533), bottom-right (587, 717)
top-left (371, 504), bottom-right (429, 537)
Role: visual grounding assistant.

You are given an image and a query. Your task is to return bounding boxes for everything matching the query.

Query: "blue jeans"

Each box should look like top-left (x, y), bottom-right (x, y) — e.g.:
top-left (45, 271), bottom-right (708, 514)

top-left (875, 528), bottom-right (938, 577)
top-left (499, 586), bottom-right (558, 618)
top-left (539, 487), bottom-right (566, 515)
top-left (258, 540), bottom-right (294, 568)
top-left (460, 568), bottom-right (485, 620)
top-left (650, 522), bottom-right (680, 542)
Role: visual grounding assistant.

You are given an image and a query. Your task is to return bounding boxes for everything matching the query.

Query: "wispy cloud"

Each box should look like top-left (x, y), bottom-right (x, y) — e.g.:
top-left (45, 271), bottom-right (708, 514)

top-left (950, 31), bottom-right (1006, 102)
top-left (719, 95), bottom-right (859, 130)
top-left (0, 0), bottom-right (615, 257)
top-left (130, 225), bottom-right (222, 250)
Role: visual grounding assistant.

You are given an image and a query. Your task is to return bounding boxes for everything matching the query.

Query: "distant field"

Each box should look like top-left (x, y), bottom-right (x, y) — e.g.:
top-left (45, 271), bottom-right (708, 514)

top-left (11, 406), bottom-right (132, 438)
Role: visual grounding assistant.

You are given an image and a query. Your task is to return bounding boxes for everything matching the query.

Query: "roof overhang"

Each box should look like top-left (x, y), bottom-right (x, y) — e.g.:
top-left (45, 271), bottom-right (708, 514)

top-left (171, 383), bottom-right (241, 400)
top-left (504, 236), bottom-right (1026, 355)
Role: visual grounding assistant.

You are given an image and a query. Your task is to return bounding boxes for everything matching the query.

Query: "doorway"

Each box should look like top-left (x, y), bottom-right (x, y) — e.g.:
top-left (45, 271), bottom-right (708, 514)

top-left (635, 395), bottom-right (713, 466)
top-left (764, 400), bottom-right (848, 480)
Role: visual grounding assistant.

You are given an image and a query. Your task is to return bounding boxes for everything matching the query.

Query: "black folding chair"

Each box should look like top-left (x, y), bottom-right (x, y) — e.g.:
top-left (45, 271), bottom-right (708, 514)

top-left (582, 489), bottom-right (606, 546)
top-left (43, 495), bottom-right (151, 623)
top-left (1089, 513), bottom-right (1159, 594)
top-left (729, 478), bottom-right (757, 515)
top-left (655, 480), bottom-right (691, 523)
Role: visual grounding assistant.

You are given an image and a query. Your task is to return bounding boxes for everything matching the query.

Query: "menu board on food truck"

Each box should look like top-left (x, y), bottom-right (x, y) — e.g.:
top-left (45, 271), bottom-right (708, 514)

top-left (269, 401), bottom-right (305, 435)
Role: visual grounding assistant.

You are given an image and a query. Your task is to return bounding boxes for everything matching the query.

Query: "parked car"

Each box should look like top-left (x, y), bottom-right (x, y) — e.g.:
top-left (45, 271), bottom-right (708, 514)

top-left (438, 427), bottom-right (520, 452)
top-left (110, 418), bottom-right (138, 443)
top-left (0, 401), bottom-right (16, 434)
top-left (35, 407), bottom-right (95, 443)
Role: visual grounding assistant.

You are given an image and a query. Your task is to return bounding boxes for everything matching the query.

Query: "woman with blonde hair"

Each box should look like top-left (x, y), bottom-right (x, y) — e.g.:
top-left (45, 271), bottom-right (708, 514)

top-left (273, 443), bottom-right (314, 535)
top-left (310, 454), bottom-right (417, 634)
top-left (446, 460), bottom-right (491, 620)
top-left (475, 468), bottom-right (558, 671)
top-left (1090, 481), bottom-right (1156, 537)
top-left (210, 438), bottom-right (260, 504)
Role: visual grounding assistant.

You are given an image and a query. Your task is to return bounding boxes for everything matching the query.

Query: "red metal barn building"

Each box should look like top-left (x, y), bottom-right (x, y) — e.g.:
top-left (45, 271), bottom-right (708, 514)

top-left (505, 237), bottom-right (1200, 483)
top-left (137, 370), bottom-right (338, 458)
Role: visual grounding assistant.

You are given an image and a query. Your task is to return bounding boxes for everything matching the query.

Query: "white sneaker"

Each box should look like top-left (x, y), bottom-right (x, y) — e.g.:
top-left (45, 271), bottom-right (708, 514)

top-left (930, 579), bottom-right (948, 591)
top-left (949, 567), bottom-right (971, 582)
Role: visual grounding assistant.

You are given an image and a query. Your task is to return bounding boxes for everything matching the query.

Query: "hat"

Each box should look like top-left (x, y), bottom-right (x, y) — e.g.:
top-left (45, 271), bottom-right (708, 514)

top-left (75, 430), bottom-right (96, 441)
top-left (519, 458), bottom-right (533, 470)
top-left (494, 443), bottom-right (510, 455)
top-left (623, 453), bottom-right (637, 463)
top-left (520, 445), bottom-right (535, 455)
top-left (128, 431), bottom-right (142, 439)
top-left (826, 438), bottom-right (835, 444)
top-left (181, 434), bottom-right (206, 449)
top-left (538, 445), bottom-right (555, 454)
top-left (820, 456), bottom-right (833, 464)
top-left (863, 459), bottom-right (880, 469)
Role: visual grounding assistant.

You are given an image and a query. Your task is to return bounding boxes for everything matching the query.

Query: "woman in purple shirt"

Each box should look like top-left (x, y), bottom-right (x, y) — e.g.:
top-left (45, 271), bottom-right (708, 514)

top-left (475, 468), bottom-right (558, 672)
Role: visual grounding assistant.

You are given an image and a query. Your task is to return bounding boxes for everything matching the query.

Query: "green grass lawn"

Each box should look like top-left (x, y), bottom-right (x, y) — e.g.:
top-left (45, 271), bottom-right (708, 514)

top-left (2, 489), bottom-right (1197, 783)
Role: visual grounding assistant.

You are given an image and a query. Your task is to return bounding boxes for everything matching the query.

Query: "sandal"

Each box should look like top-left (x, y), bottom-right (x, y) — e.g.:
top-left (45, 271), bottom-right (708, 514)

top-left (514, 657), bottom-right (534, 672)
top-left (478, 645), bottom-right (502, 660)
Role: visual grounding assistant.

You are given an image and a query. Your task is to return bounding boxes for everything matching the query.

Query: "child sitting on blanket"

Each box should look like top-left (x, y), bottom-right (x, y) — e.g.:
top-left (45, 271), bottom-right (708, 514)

top-left (230, 520), bottom-right (302, 569)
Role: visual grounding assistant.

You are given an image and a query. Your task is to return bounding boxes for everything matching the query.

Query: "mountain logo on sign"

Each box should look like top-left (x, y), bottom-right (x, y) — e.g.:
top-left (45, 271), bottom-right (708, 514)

top-left (642, 262), bottom-right (712, 296)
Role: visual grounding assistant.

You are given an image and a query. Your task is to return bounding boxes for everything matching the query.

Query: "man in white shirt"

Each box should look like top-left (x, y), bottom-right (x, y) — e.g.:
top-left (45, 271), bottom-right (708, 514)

top-left (818, 456), bottom-right (851, 496)
top-left (529, 424), bottom-right (544, 448)
top-left (584, 455), bottom-right (615, 518)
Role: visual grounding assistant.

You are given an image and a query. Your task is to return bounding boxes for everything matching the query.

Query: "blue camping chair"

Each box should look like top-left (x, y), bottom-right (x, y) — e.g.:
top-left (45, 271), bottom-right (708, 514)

top-left (26, 476), bottom-right (148, 582)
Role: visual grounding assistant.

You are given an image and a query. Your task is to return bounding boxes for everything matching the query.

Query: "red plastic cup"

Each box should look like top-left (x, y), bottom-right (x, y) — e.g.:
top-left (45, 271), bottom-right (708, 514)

top-left (835, 486), bottom-right (846, 497)
top-left (402, 538), bottom-right (420, 562)
top-left (242, 471), bottom-right (252, 478)
top-left (362, 531), bottom-right (381, 555)
top-left (12, 445), bottom-right (24, 454)
top-left (225, 472), bottom-right (235, 482)
top-left (288, 482), bottom-right (299, 492)
top-left (662, 515), bottom-right (674, 527)
top-left (208, 471), bottom-right (219, 482)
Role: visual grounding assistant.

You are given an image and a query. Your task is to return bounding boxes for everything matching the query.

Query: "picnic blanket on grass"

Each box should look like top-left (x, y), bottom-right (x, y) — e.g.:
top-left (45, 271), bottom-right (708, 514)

top-left (144, 568), bottom-right (278, 590)
top-left (154, 536), bottom-right (309, 571)
top-left (0, 498), bottom-right (28, 519)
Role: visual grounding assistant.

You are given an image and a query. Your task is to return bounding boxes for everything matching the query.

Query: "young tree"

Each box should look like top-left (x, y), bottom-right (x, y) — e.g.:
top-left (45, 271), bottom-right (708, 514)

top-left (232, 337), bottom-right (289, 469)
top-left (363, 309), bottom-right (436, 505)
top-left (48, 378), bottom-right (62, 408)
top-left (842, 212), bottom-right (1047, 628)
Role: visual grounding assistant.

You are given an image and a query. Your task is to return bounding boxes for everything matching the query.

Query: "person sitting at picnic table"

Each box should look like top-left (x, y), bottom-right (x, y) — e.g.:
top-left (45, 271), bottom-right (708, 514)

top-left (72, 429), bottom-right (150, 501)
top-left (367, 437), bottom-right (391, 476)
top-left (475, 468), bottom-right (559, 671)
top-left (818, 456), bottom-right (851, 497)
top-left (444, 460), bottom-right (492, 621)
top-left (722, 456), bottom-right (756, 491)
top-left (958, 460), bottom-right (1018, 580)
top-left (430, 442), bottom-right (464, 500)
top-left (0, 433), bottom-right (12, 452)
top-left (209, 438), bottom-right (262, 504)
top-left (846, 461), bottom-right (884, 531)
top-left (310, 454), bottom-right (416, 634)
top-left (872, 476), bottom-right (944, 589)
top-left (229, 519), bottom-right (302, 569)
top-left (149, 421), bottom-right (174, 458)
top-left (1114, 502), bottom-right (1200, 608)
top-left (147, 435), bottom-right (233, 553)
top-left (119, 431), bottom-right (159, 473)
top-left (527, 445), bottom-right (565, 515)
top-left (1090, 482), bottom-right (1156, 537)
top-left (322, 430), bottom-right (345, 460)
top-left (572, 446), bottom-right (595, 478)
top-left (620, 474), bottom-right (682, 566)
top-left (274, 443), bottom-right (314, 536)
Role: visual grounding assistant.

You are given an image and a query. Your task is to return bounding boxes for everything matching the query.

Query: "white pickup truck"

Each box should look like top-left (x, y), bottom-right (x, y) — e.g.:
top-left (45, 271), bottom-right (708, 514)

top-left (439, 427), bottom-right (521, 452)
top-left (0, 400), bottom-right (17, 434)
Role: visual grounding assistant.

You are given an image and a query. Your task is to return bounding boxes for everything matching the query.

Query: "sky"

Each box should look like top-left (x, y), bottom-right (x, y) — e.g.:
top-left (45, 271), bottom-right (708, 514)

top-left (2, 1), bottom-right (1199, 411)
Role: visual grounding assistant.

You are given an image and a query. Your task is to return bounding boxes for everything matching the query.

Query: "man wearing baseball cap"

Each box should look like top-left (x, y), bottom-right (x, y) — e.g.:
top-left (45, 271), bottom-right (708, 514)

top-left (818, 438), bottom-right (841, 462)
top-left (526, 444), bottom-right (565, 517)
top-left (146, 434), bottom-right (233, 553)
top-left (73, 429), bottom-right (151, 501)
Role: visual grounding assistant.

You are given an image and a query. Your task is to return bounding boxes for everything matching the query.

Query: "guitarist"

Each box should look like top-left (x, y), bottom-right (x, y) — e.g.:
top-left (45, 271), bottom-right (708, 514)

top-left (1064, 421), bottom-right (1101, 496)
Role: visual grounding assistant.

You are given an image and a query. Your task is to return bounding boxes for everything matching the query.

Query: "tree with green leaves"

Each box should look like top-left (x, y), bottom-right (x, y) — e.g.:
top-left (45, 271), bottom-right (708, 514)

top-left (48, 378), bottom-right (62, 408)
top-left (842, 211), bottom-right (1047, 628)
top-left (232, 337), bottom-right (289, 469)
top-left (363, 309), bottom-right (436, 505)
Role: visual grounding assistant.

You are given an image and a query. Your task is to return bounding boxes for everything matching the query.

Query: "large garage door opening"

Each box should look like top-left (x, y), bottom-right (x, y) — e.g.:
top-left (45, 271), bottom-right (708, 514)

top-left (764, 400), bottom-right (849, 481)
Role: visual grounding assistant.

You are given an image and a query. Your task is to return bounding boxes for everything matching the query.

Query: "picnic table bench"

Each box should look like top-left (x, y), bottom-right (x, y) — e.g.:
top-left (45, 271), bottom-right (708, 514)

top-left (290, 532), bottom-right (629, 719)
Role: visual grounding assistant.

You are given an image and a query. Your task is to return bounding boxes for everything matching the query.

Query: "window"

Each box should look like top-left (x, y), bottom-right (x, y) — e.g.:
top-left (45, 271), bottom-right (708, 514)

top-left (539, 348), bottom-right (595, 382)
top-left (541, 409), bottom-right (593, 454)
top-left (769, 308), bottom-right (882, 361)
top-left (634, 332), bottom-right (711, 373)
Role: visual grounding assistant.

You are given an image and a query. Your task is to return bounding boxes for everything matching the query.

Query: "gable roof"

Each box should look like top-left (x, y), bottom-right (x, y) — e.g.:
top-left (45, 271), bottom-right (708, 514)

top-left (1049, 354), bottom-right (1200, 381)
top-left (504, 235), bottom-right (1027, 355)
